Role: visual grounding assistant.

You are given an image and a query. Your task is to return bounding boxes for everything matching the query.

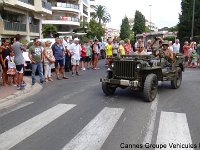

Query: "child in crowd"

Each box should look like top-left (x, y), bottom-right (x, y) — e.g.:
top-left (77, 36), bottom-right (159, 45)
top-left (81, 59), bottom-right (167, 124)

top-left (4, 50), bottom-right (16, 85)
top-left (190, 50), bottom-right (198, 68)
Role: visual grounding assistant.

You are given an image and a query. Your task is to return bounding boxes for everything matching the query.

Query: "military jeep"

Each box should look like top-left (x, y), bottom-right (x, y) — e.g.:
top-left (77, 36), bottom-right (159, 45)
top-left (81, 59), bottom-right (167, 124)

top-left (100, 54), bottom-right (184, 102)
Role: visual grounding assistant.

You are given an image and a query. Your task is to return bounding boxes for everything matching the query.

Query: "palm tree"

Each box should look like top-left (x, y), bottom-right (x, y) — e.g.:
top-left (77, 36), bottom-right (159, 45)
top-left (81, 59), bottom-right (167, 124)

top-left (91, 5), bottom-right (111, 24)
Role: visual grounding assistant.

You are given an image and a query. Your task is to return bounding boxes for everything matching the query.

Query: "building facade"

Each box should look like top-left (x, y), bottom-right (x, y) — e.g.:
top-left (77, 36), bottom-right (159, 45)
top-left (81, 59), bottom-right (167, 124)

top-left (0, 0), bottom-right (95, 41)
top-left (42, 0), bottom-right (92, 36)
top-left (105, 28), bottom-right (120, 40)
top-left (0, 0), bottom-right (52, 41)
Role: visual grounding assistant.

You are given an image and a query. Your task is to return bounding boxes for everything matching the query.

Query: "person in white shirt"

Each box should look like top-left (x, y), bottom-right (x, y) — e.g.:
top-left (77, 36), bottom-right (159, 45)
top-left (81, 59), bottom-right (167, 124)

top-left (69, 38), bottom-right (82, 76)
top-left (134, 43), bottom-right (148, 55)
top-left (134, 38), bottom-right (142, 52)
top-left (172, 39), bottom-right (180, 53)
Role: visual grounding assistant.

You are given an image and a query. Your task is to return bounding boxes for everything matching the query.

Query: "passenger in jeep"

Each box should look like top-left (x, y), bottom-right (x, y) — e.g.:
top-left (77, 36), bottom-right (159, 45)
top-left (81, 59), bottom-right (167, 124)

top-left (134, 44), bottom-right (148, 55)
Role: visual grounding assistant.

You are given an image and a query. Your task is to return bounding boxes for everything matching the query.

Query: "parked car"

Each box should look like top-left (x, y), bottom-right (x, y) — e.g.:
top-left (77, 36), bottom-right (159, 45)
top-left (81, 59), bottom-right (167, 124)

top-left (23, 38), bottom-right (56, 72)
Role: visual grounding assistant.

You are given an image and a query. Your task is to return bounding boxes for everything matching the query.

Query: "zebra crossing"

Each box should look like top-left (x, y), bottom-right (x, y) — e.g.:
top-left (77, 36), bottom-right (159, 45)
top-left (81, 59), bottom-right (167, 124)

top-left (0, 103), bottom-right (195, 150)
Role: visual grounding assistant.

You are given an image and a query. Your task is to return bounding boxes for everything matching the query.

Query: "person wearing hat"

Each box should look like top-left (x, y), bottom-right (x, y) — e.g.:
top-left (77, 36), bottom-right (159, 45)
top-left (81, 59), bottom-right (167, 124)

top-left (68, 38), bottom-right (82, 76)
top-left (156, 40), bottom-right (174, 64)
top-left (43, 40), bottom-right (55, 82)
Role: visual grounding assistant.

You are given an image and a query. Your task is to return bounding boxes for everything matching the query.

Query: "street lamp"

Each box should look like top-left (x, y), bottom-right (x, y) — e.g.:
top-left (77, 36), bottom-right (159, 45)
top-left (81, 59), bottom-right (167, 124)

top-left (149, 4), bottom-right (152, 36)
top-left (191, 0), bottom-right (195, 41)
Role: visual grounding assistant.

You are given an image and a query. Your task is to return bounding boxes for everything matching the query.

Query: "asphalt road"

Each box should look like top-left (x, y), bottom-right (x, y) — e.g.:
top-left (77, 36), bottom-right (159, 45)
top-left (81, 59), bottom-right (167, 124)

top-left (0, 60), bottom-right (200, 150)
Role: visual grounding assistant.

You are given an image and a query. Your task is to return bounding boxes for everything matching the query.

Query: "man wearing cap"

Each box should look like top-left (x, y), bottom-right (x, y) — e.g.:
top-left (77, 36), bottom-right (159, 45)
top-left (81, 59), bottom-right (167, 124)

top-left (51, 38), bottom-right (68, 80)
top-left (69, 38), bottom-right (82, 76)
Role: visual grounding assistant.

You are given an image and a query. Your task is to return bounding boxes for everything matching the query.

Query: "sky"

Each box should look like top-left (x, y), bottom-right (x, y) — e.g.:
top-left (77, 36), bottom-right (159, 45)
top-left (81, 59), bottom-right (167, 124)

top-left (95, 0), bottom-right (182, 30)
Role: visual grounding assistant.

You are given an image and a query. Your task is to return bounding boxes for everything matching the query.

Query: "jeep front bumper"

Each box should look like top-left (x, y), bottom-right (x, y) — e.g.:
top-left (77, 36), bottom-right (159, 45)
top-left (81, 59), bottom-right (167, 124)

top-left (100, 78), bottom-right (139, 87)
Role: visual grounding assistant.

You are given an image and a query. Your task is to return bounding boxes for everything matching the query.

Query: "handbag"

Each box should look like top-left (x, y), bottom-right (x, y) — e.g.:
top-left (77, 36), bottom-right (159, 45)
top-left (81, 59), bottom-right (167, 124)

top-left (49, 55), bottom-right (55, 63)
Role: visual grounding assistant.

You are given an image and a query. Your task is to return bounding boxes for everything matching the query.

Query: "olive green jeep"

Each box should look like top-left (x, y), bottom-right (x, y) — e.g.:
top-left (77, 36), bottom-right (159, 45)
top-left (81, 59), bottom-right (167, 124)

top-left (100, 54), bottom-right (184, 102)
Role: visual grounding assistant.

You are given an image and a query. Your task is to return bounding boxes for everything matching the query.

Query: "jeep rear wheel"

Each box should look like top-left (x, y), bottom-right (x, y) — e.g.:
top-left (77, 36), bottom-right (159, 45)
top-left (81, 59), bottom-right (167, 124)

top-left (171, 67), bottom-right (182, 89)
top-left (143, 74), bottom-right (158, 102)
top-left (102, 82), bottom-right (116, 96)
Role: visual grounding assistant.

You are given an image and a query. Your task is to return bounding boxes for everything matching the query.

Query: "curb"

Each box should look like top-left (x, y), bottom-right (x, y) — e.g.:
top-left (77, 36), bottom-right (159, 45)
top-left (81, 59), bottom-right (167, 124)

top-left (0, 77), bottom-right (43, 104)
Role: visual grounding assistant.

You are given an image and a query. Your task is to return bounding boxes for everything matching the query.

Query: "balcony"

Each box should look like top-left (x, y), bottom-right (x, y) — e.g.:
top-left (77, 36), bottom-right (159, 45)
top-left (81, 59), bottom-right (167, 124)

top-left (4, 20), bottom-right (26, 32)
top-left (52, 2), bottom-right (79, 13)
top-left (18, 0), bottom-right (34, 5)
top-left (42, 1), bottom-right (52, 11)
top-left (82, 0), bottom-right (88, 4)
top-left (30, 24), bottom-right (39, 33)
top-left (42, 16), bottom-right (80, 26)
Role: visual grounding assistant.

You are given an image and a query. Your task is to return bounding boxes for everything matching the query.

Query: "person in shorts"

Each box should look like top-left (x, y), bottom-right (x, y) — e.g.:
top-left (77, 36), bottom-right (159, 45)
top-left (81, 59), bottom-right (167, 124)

top-left (105, 39), bottom-right (113, 67)
top-left (12, 34), bottom-right (26, 90)
top-left (52, 38), bottom-right (68, 80)
top-left (69, 38), bottom-right (82, 76)
top-left (85, 40), bottom-right (92, 69)
top-left (80, 42), bottom-right (86, 70)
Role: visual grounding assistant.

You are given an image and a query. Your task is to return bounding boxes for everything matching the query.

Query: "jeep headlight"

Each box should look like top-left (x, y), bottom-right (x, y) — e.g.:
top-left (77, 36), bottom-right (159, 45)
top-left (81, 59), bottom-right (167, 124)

top-left (111, 63), bottom-right (115, 68)
top-left (136, 63), bottom-right (142, 69)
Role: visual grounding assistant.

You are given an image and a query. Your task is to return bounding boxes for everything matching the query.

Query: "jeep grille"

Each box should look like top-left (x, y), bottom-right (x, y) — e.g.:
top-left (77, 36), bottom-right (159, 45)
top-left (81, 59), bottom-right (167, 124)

top-left (114, 61), bottom-right (135, 79)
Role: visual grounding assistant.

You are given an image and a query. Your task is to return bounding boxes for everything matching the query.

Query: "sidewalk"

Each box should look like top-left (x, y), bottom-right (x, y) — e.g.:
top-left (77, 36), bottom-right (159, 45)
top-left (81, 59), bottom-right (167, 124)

top-left (0, 85), bottom-right (17, 100)
top-left (0, 76), bottom-right (43, 103)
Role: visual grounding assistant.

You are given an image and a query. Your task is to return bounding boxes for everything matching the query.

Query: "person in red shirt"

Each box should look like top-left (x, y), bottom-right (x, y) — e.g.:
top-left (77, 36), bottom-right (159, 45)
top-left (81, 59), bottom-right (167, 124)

top-left (183, 41), bottom-right (190, 67)
top-left (80, 42), bottom-right (87, 70)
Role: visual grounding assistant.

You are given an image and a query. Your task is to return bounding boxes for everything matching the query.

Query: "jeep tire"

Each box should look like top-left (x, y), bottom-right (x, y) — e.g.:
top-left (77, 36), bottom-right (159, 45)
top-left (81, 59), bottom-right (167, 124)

top-left (171, 67), bottom-right (182, 89)
top-left (102, 82), bottom-right (116, 96)
top-left (143, 74), bottom-right (158, 102)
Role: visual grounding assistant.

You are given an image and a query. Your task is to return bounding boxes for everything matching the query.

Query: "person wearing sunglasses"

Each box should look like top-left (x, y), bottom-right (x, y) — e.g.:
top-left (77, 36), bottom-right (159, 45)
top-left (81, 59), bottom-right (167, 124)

top-left (134, 44), bottom-right (147, 55)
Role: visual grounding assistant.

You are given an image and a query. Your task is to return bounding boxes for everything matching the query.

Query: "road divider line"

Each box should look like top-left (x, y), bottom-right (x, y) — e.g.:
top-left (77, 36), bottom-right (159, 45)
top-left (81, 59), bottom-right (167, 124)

top-left (0, 104), bottom-right (76, 150)
top-left (62, 107), bottom-right (124, 150)
top-left (156, 111), bottom-right (194, 150)
top-left (0, 102), bottom-right (34, 117)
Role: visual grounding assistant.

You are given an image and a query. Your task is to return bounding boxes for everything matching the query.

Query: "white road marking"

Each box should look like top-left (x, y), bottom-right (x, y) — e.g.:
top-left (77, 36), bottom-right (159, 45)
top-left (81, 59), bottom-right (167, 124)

top-left (0, 104), bottom-right (76, 150)
top-left (143, 94), bottom-right (159, 144)
top-left (156, 111), bottom-right (194, 150)
top-left (0, 102), bottom-right (34, 117)
top-left (0, 99), bottom-right (23, 110)
top-left (62, 107), bottom-right (124, 150)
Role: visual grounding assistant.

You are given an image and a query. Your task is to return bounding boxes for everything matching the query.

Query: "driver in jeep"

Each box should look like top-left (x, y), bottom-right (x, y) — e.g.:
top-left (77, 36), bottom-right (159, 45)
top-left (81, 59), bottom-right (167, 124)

top-left (156, 40), bottom-right (174, 67)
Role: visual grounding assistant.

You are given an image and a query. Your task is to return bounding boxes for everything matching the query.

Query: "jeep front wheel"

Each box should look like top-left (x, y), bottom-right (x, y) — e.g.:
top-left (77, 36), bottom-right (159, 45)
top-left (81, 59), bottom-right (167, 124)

top-left (171, 67), bottom-right (182, 89)
top-left (143, 74), bottom-right (158, 102)
top-left (102, 82), bottom-right (116, 96)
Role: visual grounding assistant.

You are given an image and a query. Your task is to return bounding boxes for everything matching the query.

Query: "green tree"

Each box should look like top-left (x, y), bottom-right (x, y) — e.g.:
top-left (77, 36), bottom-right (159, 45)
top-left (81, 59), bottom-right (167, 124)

top-left (178, 0), bottom-right (200, 41)
top-left (168, 25), bottom-right (178, 32)
top-left (87, 19), bottom-right (105, 40)
top-left (91, 5), bottom-right (111, 24)
top-left (42, 24), bottom-right (57, 38)
top-left (132, 10), bottom-right (146, 35)
top-left (120, 16), bottom-right (131, 40)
